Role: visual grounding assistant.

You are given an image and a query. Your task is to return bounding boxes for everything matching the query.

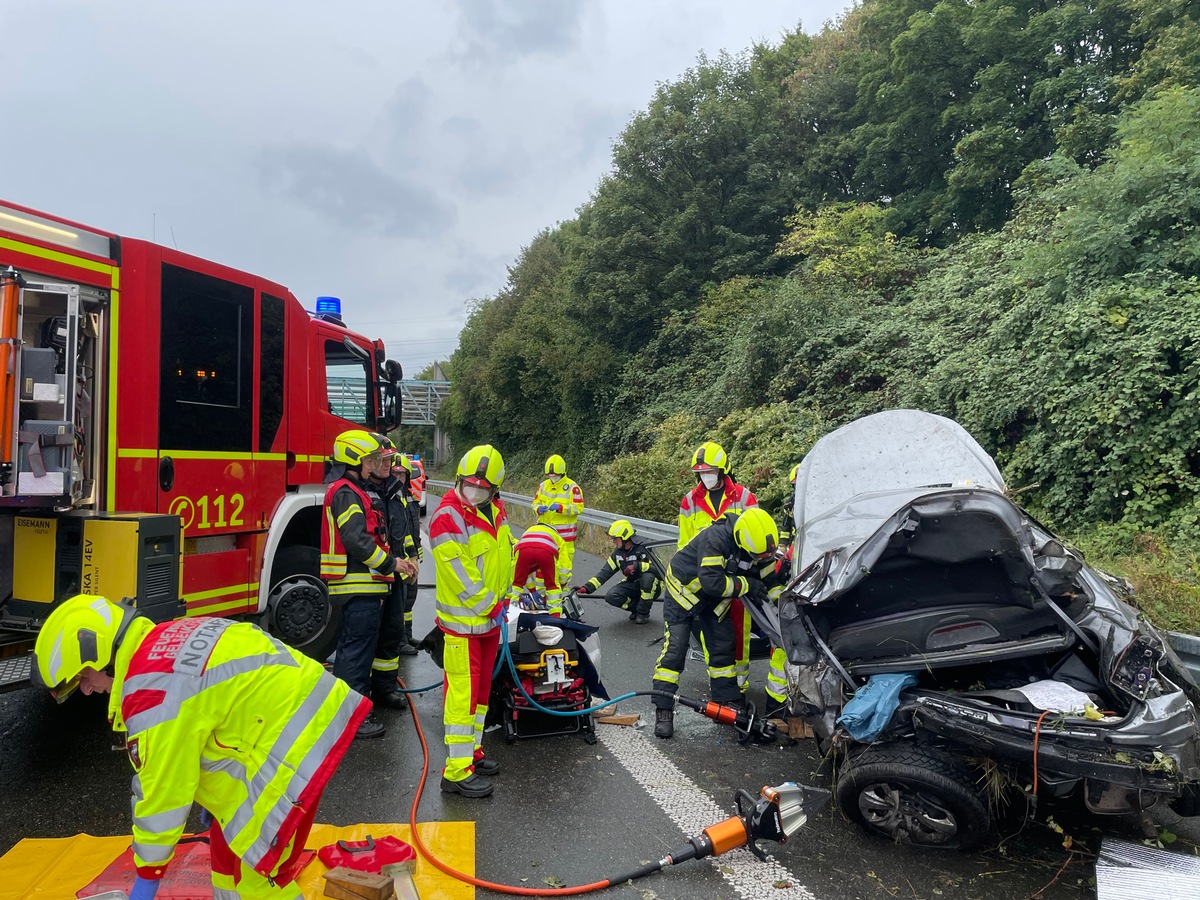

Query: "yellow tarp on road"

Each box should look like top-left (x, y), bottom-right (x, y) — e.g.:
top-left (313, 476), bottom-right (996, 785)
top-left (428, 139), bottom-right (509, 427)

top-left (0, 822), bottom-right (474, 900)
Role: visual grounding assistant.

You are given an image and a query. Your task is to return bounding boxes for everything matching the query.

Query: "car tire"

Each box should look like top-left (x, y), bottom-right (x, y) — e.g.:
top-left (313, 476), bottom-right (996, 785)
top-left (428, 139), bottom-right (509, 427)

top-left (265, 545), bottom-right (341, 664)
top-left (836, 744), bottom-right (991, 849)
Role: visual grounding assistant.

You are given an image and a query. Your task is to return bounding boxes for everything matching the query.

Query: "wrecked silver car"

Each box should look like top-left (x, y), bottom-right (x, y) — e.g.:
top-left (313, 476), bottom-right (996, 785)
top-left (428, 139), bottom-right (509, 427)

top-left (744, 409), bottom-right (1200, 849)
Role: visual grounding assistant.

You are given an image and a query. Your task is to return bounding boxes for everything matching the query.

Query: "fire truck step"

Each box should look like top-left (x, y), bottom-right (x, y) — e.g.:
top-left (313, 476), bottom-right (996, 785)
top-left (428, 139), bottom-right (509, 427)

top-left (0, 653), bottom-right (32, 693)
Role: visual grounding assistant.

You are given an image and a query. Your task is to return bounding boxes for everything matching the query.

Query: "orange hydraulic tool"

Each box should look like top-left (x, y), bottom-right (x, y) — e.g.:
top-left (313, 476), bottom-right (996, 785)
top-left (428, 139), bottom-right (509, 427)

top-left (0, 267), bottom-right (22, 485)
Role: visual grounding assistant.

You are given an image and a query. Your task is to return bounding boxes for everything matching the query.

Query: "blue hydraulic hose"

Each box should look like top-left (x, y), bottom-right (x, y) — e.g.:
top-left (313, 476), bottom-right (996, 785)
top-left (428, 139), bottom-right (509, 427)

top-left (497, 616), bottom-right (640, 717)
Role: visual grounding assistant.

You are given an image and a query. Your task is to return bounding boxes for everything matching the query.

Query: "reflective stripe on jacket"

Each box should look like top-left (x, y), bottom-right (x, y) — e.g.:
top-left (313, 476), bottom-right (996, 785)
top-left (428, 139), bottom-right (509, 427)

top-left (666, 515), bottom-right (777, 617)
top-left (109, 616), bottom-right (368, 881)
top-left (430, 492), bottom-right (514, 636)
top-left (532, 477), bottom-right (584, 542)
top-left (677, 478), bottom-right (757, 549)
top-left (321, 477), bottom-right (394, 595)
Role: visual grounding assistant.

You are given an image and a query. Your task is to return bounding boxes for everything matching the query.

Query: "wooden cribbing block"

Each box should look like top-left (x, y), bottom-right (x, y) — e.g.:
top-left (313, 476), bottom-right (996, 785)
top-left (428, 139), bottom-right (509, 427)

top-left (595, 713), bottom-right (641, 726)
top-left (323, 865), bottom-right (396, 900)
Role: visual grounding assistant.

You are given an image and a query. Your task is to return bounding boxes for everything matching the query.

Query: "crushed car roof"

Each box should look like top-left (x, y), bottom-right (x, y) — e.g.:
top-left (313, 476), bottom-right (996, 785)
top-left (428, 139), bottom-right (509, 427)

top-left (793, 409), bottom-right (1007, 571)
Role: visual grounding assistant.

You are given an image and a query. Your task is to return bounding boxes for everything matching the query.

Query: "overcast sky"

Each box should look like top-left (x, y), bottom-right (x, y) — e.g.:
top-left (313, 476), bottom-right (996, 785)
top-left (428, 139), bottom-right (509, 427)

top-left (2, 1), bottom-right (851, 377)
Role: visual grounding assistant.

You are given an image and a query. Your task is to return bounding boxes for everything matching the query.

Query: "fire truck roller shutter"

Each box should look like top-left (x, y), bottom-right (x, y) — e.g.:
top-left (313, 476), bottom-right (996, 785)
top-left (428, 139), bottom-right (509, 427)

top-left (265, 544), bottom-right (341, 664)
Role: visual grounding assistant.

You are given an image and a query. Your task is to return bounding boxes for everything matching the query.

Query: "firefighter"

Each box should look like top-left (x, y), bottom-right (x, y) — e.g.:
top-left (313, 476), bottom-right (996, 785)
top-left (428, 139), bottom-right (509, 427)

top-left (510, 522), bottom-right (567, 616)
top-left (678, 440), bottom-right (759, 693)
top-left (431, 444), bottom-right (514, 798)
top-left (322, 430), bottom-right (418, 739)
top-left (371, 448), bottom-right (422, 710)
top-left (778, 462), bottom-right (800, 552)
top-left (652, 508), bottom-right (783, 739)
top-left (764, 463), bottom-right (802, 719)
top-left (32, 594), bottom-right (369, 900)
top-left (398, 453), bottom-right (425, 653)
top-left (576, 519), bottom-right (663, 625)
top-left (532, 454), bottom-right (584, 584)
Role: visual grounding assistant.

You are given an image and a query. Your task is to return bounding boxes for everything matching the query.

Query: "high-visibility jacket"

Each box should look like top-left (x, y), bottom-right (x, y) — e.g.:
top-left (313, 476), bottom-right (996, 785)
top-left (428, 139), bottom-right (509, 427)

top-left (109, 616), bottom-right (368, 882)
top-left (666, 515), bottom-right (780, 620)
top-left (532, 477), bottom-right (584, 542)
top-left (430, 491), bottom-right (514, 636)
top-left (677, 477), bottom-right (757, 549)
top-left (321, 475), bottom-right (395, 596)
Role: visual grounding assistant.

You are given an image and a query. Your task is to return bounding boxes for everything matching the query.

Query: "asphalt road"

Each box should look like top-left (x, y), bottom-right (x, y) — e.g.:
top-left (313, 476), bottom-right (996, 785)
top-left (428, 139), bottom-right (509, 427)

top-left (1, 532), bottom-right (1185, 899)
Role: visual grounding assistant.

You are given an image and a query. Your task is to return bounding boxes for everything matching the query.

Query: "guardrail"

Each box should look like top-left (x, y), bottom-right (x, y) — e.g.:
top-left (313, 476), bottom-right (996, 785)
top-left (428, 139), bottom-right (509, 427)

top-left (427, 479), bottom-right (679, 545)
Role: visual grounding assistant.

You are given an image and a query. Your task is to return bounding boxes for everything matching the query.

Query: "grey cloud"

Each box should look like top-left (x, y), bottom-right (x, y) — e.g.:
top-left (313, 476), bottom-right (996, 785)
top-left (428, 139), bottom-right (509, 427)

top-left (258, 142), bottom-right (456, 238)
top-left (450, 0), bottom-right (586, 64)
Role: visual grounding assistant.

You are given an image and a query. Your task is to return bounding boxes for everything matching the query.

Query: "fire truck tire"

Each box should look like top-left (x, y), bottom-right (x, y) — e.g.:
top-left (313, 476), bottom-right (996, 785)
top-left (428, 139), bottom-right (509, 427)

top-left (266, 545), bottom-right (341, 664)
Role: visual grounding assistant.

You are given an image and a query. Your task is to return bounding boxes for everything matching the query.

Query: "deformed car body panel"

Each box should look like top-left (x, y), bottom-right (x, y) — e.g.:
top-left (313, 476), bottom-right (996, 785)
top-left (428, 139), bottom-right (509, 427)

top-left (748, 409), bottom-right (1200, 813)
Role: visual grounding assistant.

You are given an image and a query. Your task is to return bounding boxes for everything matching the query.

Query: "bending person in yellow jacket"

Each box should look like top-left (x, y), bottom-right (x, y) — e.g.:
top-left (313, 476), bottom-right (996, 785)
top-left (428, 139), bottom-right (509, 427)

top-left (33, 594), bottom-right (369, 900)
top-left (532, 453), bottom-right (584, 584)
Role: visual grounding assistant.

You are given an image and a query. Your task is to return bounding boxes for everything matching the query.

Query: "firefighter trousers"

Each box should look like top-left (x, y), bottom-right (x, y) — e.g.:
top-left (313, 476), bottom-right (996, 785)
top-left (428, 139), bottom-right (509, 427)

top-left (333, 593), bottom-right (384, 698)
top-left (652, 597), bottom-right (738, 709)
top-left (372, 580), bottom-right (408, 695)
top-left (442, 628), bottom-right (500, 781)
top-left (605, 574), bottom-right (660, 618)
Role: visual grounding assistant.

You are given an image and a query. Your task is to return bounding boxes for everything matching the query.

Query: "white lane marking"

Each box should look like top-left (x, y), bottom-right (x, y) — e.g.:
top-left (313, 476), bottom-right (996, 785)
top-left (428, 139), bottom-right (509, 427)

top-left (597, 723), bottom-right (819, 900)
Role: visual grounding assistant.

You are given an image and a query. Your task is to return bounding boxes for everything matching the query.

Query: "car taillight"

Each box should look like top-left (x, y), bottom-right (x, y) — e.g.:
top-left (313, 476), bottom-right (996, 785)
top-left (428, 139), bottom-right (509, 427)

top-left (1111, 635), bottom-right (1163, 700)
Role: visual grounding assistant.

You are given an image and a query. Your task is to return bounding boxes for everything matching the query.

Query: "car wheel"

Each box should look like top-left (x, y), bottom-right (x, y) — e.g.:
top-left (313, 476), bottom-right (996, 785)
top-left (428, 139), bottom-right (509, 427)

top-left (836, 744), bottom-right (990, 849)
top-left (265, 545), bottom-right (341, 664)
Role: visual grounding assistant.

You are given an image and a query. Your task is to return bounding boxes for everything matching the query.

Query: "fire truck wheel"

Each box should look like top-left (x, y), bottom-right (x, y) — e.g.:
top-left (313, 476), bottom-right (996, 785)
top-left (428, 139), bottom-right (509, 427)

top-left (267, 545), bottom-right (341, 663)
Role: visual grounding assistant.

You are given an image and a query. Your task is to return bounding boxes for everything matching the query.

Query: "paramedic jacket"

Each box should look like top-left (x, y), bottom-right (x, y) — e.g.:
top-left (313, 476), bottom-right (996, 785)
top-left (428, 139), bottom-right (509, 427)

top-left (431, 491), bottom-right (515, 635)
top-left (677, 476), bottom-right (757, 549)
top-left (111, 615), bottom-right (368, 881)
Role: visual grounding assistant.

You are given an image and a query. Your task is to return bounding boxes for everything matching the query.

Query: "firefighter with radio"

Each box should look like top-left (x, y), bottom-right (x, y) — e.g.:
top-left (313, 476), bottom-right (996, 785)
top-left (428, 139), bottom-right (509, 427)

top-left (576, 519), bottom-right (663, 625)
top-left (430, 444), bottom-right (514, 798)
top-left (532, 454), bottom-right (584, 584)
top-left (653, 508), bottom-right (783, 739)
top-left (510, 522), bottom-right (567, 616)
top-left (32, 594), bottom-right (369, 900)
top-left (322, 430), bottom-right (418, 740)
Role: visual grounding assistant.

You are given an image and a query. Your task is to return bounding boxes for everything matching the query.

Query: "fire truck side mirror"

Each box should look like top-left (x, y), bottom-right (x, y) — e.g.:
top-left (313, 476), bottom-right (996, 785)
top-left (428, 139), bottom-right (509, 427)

top-left (384, 359), bottom-right (403, 384)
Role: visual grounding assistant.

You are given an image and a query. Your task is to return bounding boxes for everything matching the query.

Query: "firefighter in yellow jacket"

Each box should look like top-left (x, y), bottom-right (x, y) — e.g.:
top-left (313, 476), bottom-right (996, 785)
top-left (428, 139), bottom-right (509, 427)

top-left (33, 594), bottom-right (369, 900)
top-left (532, 453), bottom-right (584, 584)
top-left (431, 444), bottom-right (514, 798)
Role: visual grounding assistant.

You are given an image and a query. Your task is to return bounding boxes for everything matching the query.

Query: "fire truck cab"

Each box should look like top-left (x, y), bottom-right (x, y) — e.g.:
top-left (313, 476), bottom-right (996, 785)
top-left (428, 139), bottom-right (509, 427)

top-left (0, 199), bottom-right (403, 691)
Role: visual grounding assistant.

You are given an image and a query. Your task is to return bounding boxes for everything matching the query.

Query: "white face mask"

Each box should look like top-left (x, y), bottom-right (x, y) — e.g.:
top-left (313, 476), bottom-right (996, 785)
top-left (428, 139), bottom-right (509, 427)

top-left (700, 472), bottom-right (721, 490)
top-left (461, 485), bottom-right (491, 507)
top-left (549, 474), bottom-right (562, 484)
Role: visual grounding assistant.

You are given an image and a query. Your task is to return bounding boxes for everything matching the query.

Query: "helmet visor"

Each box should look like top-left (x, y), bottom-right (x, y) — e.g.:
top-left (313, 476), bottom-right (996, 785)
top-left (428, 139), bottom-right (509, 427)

top-left (50, 672), bottom-right (82, 704)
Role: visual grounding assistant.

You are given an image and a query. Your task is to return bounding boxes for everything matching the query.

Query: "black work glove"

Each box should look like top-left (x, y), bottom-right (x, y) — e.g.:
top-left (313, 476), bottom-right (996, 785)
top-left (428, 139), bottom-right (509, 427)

top-left (745, 579), bottom-right (769, 604)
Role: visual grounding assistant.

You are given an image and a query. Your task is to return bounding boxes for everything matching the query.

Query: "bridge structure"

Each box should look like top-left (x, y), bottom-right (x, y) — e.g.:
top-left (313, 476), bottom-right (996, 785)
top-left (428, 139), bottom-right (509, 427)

top-left (327, 377), bottom-right (452, 463)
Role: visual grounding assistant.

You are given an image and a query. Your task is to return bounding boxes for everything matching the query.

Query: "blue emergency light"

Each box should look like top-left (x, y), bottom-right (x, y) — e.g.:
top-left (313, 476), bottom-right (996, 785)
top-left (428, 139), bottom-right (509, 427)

top-left (315, 296), bottom-right (342, 316)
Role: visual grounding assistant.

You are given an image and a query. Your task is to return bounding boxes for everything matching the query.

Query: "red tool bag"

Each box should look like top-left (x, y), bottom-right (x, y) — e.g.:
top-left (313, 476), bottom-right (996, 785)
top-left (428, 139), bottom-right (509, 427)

top-left (316, 834), bottom-right (415, 873)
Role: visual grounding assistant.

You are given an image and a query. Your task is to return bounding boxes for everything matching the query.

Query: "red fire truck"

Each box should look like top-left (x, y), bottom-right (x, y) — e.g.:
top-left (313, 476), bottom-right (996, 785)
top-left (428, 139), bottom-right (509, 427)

top-left (0, 199), bottom-right (403, 690)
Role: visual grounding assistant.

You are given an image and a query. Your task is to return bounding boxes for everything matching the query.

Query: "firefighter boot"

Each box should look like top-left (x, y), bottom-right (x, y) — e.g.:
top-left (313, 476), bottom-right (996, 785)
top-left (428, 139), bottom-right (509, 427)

top-left (441, 772), bottom-right (495, 798)
top-left (633, 598), bottom-right (652, 625)
top-left (654, 707), bottom-right (674, 739)
top-left (355, 713), bottom-right (386, 740)
top-left (398, 623), bottom-right (419, 657)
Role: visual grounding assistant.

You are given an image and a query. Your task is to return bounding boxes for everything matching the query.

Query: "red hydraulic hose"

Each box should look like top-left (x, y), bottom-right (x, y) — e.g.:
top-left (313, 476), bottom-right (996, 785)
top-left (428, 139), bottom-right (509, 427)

top-left (399, 676), bottom-right (654, 896)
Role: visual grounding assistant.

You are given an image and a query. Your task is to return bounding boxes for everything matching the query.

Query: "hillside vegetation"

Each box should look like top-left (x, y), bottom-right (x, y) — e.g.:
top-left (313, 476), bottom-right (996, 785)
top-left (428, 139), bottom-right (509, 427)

top-left (438, 0), bottom-right (1200, 625)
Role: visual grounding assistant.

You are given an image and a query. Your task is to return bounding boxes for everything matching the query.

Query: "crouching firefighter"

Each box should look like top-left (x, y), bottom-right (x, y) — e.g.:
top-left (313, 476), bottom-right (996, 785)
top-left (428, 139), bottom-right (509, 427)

top-left (576, 519), bottom-right (663, 624)
top-left (652, 508), bottom-right (784, 739)
top-left (32, 594), bottom-right (370, 900)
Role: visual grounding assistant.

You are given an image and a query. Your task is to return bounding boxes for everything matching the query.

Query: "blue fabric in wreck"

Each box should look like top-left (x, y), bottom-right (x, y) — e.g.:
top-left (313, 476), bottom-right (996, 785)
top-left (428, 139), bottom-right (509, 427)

top-left (836, 673), bottom-right (919, 742)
